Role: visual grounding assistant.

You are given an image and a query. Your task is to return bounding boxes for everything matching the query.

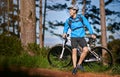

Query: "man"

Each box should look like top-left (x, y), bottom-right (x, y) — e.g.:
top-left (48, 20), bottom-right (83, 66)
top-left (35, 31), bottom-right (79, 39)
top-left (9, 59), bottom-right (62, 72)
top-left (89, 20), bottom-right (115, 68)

top-left (63, 5), bottom-right (96, 75)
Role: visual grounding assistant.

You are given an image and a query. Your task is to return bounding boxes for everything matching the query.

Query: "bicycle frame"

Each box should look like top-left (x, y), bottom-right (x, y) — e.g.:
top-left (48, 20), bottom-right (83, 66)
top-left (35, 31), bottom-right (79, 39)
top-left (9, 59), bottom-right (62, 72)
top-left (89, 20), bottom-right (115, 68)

top-left (59, 43), bottom-right (65, 59)
top-left (48, 34), bottom-right (113, 70)
top-left (59, 35), bottom-right (101, 63)
top-left (84, 44), bottom-right (101, 62)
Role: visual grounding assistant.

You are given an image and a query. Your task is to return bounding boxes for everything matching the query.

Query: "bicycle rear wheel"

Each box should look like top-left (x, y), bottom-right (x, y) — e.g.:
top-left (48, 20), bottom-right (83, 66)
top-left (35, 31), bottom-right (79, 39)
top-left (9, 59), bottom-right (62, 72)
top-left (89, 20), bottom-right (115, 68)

top-left (85, 46), bottom-right (113, 71)
top-left (47, 44), bottom-right (72, 68)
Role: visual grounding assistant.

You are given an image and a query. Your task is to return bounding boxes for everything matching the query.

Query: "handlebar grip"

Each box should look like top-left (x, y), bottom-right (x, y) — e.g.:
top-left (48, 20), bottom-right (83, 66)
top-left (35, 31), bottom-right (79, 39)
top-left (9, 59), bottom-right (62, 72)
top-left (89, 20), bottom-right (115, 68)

top-left (85, 34), bottom-right (96, 39)
top-left (85, 35), bottom-right (92, 38)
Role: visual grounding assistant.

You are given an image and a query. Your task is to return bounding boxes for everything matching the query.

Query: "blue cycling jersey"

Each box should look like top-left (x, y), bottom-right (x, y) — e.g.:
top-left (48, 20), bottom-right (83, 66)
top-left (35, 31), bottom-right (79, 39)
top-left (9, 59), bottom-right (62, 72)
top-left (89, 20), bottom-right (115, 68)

top-left (63, 14), bottom-right (94, 37)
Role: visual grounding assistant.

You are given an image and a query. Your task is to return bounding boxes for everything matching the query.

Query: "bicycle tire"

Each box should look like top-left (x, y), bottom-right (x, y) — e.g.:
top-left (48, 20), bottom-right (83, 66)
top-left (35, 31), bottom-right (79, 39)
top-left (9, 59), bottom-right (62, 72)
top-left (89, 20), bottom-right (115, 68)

top-left (47, 44), bottom-right (72, 68)
top-left (85, 46), bottom-right (113, 71)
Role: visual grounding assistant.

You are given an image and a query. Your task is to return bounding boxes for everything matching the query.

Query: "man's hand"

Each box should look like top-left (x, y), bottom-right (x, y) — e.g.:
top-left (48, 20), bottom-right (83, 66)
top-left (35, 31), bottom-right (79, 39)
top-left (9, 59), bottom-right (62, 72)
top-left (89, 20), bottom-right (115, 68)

top-left (62, 33), bottom-right (67, 38)
top-left (91, 34), bottom-right (96, 39)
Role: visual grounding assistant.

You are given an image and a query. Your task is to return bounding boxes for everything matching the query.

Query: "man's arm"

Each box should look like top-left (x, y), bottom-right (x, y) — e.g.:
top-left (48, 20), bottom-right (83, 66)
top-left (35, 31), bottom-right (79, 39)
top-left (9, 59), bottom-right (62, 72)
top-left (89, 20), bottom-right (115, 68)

top-left (82, 15), bottom-right (93, 35)
top-left (81, 15), bottom-right (96, 39)
top-left (63, 19), bottom-right (69, 38)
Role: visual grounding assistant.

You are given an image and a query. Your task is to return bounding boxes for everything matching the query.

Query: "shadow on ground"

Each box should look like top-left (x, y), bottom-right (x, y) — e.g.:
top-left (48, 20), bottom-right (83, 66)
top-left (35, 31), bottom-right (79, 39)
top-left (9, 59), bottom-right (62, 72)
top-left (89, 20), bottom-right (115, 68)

top-left (0, 67), bottom-right (48, 77)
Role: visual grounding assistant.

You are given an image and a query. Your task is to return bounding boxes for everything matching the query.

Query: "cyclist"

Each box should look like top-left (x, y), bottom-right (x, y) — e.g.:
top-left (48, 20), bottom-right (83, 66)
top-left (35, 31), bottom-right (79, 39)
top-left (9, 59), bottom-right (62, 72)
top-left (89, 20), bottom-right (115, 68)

top-left (62, 5), bottom-right (96, 75)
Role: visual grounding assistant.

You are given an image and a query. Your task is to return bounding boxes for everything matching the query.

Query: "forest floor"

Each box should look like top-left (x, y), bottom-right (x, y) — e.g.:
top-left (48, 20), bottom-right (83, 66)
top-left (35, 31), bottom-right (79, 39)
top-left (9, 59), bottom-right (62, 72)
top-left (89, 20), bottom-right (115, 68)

top-left (0, 67), bottom-right (120, 77)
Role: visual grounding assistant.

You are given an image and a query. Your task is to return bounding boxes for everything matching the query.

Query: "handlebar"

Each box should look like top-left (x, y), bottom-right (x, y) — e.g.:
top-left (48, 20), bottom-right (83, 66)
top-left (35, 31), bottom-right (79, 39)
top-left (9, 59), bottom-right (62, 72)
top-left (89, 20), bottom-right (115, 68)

top-left (62, 34), bottom-right (96, 45)
top-left (63, 34), bottom-right (96, 39)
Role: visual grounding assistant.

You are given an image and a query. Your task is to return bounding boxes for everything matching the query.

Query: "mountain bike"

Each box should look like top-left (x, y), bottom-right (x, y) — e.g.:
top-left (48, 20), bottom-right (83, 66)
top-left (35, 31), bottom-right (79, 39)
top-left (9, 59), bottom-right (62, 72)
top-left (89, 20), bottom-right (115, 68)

top-left (47, 34), bottom-right (113, 71)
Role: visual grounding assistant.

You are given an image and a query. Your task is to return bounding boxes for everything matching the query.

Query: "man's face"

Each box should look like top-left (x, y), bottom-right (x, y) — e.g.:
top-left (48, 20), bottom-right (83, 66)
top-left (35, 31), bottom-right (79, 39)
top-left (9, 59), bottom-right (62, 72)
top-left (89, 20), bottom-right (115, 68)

top-left (69, 9), bottom-right (76, 17)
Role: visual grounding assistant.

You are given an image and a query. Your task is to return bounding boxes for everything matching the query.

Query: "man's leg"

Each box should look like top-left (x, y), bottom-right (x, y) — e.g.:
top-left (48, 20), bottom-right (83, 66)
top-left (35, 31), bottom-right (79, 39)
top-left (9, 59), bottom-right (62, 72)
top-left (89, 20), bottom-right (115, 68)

top-left (72, 48), bottom-right (77, 68)
top-left (72, 48), bottom-right (78, 75)
top-left (77, 47), bottom-right (88, 71)
top-left (78, 47), bottom-right (88, 65)
top-left (71, 38), bottom-right (78, 74)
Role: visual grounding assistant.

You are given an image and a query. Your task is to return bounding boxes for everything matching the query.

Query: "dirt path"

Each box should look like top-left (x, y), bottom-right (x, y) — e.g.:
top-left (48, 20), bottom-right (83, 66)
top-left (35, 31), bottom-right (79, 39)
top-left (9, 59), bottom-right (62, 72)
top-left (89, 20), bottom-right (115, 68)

top-left (0, 67), bottom-right (120, 77)
top-left (28, 68), bottom-right (120, 77)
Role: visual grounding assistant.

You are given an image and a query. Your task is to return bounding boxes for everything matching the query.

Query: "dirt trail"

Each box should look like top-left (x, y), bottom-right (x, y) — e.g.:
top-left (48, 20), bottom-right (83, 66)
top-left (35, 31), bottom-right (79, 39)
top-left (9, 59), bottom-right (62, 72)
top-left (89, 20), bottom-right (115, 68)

top-left (0, 67), bottom-right (120, 77)
top-left (28, 68), bottom-right (120, 77)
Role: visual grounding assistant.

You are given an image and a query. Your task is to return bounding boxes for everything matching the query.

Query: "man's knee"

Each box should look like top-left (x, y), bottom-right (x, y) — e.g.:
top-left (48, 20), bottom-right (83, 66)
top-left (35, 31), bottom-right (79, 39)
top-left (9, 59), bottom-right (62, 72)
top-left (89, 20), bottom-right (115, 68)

top-left (83, 47), bottom-right (89, 53)
top-left (72, 48), bottom-right (77, 54)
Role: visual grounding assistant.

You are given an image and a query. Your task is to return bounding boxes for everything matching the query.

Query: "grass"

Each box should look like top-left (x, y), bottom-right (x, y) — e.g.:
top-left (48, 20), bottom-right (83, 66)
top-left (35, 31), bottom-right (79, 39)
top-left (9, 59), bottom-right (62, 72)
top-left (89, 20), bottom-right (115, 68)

top-left (0, 47), bottom-right (120, 75)
top-left (0, 52), bottom-right (50, 68)
top-left (111, 64), bottom-right (120, 75)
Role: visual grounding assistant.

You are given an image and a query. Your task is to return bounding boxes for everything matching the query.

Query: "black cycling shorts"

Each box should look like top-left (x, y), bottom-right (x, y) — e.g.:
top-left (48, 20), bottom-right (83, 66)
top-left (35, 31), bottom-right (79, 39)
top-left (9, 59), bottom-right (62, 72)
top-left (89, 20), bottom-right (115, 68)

top-left (71, 37), bottom-right (87, 49)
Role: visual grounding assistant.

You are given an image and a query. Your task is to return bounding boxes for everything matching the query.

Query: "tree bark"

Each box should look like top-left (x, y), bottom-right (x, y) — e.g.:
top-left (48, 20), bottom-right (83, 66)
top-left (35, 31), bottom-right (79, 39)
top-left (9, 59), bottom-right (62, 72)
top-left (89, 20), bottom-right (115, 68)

top-left (82, 0), bottom-right (86, 15)
top-left (100, 0), bottom-right (107, 48)
top-left (100, 0), bottom-right (107, 65)
top-left (42, 0), bottom-right (47, 48)
top-left (17, 0), bottom-right (20, 38)
top-left (20, 0), bottom-right (36, 47)
top-left (71, 0), bottom-right (76, 5)
top-left (7, 0), bottom-right (10, 34)
top-left (39, 0), bottom-right (43, 48)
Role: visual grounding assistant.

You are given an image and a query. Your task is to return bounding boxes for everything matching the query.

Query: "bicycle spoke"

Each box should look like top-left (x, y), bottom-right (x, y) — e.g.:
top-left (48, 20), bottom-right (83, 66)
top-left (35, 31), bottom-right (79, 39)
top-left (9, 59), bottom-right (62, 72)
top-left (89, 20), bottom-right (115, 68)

top-left (48, 45), bottom-right (72, 68)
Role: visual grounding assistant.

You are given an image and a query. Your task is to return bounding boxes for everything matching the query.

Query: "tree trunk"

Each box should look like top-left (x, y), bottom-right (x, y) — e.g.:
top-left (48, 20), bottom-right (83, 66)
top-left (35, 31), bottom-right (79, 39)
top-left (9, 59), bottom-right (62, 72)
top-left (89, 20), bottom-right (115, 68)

top-left (100, 0), bottom-right (107, 48)
top-left (20, 0), bottom-right (36, 47)
top-left (17, 0), bottom-right (20, 38)
top-left (39, 0), bottom-right (43, 48)
top-left (100, 0), bottom-right (107, 65)
top-left (82, 0), bottom-right (86, 15)
top-left (7, 0), bottom-right (10, 34)
top-left (71, 0), bottom-right (76, 5)
top-left (42, 0), bottom-right (47, 48)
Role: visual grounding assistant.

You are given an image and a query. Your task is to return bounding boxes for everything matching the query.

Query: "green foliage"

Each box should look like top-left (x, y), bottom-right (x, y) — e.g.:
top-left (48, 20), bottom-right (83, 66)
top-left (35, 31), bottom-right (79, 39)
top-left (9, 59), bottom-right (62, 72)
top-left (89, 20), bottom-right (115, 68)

top-left (27, 43), bottom-right (49, 57)
top-left (26, 44), bottom-right (50, 67)
top-left (1, 45), bottom-right (120, 75)
top-left (0, 52), bottom-right (49, 68)
top-left (27, 43), bottom-right (41, 55)
top-left (0, 38), bottom-right (50, 67)
top-left (108, 39), bottom-right (120, 64)
top-left (0, 34), bottom-right (23, 56)
top-left (112, 64), bottom-right (120, 75)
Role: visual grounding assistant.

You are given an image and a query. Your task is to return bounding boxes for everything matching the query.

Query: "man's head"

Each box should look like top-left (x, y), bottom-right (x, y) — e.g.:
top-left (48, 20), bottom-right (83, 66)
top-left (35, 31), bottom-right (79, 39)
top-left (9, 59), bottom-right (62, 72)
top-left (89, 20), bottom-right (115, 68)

top-left (67, 5), bottom-right (79, 17)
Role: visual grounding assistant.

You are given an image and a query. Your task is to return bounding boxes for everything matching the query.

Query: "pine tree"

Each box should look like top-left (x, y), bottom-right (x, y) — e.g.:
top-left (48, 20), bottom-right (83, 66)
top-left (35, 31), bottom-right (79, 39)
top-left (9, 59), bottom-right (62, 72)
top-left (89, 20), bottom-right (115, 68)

top-left (20, 0), bottom-right (36, 47)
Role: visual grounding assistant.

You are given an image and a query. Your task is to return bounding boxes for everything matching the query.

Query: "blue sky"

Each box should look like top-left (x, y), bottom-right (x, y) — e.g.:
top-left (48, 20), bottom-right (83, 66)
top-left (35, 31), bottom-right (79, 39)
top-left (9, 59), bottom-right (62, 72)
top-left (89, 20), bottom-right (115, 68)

top-left (36, 0), bottom-right (120, 47)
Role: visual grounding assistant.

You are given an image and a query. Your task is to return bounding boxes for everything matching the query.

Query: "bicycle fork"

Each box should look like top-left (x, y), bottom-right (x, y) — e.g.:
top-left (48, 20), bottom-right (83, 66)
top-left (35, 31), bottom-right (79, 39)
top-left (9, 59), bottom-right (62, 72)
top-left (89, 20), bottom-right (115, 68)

top-left (60, 38), bottom-right (67, 59)
top-left (59, 47), bottom-right (65, 59)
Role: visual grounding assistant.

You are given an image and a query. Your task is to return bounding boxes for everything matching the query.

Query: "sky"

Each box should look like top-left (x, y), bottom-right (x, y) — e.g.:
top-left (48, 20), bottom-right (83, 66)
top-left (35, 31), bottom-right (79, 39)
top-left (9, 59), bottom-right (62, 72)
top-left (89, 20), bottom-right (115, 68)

top-left (36, 0), bottom-right (120, 47)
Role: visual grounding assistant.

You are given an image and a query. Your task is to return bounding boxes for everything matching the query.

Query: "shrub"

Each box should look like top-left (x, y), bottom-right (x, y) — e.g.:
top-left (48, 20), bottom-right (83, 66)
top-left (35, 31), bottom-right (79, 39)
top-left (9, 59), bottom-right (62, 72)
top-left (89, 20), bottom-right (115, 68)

top-left (0, 35), bottom-right (23, 56)
top-left (108, 39), bottom-right (120, 64)
top-left (112, 64), bottom-right (120, 75)
top-left (27, 43), bottom-right (49, 57)
top-left (27, 43), bottom-right (41, 55)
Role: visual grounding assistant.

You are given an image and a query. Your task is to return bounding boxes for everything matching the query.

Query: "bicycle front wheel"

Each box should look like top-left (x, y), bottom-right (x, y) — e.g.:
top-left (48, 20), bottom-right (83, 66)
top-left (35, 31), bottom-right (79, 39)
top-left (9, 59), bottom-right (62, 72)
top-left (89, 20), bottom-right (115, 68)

top-left (47, 44), bottom-right (72, 68)
top-left (86, 46), bottom-right (113, 71)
